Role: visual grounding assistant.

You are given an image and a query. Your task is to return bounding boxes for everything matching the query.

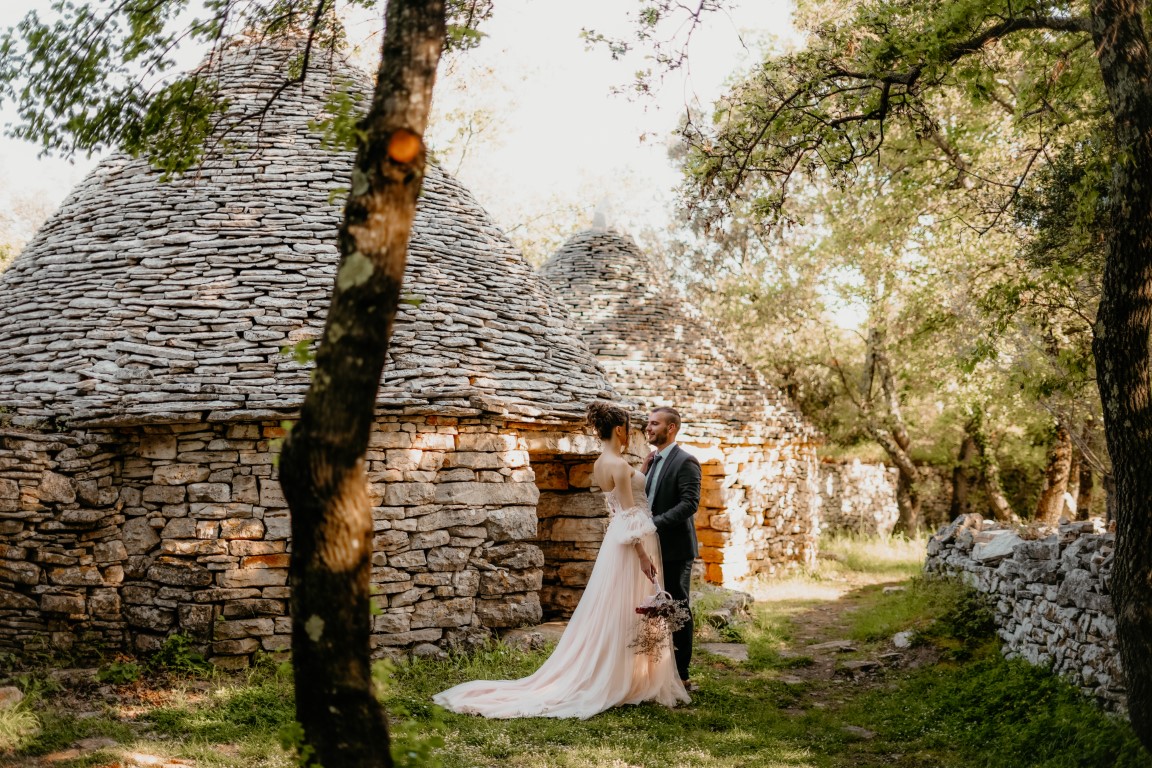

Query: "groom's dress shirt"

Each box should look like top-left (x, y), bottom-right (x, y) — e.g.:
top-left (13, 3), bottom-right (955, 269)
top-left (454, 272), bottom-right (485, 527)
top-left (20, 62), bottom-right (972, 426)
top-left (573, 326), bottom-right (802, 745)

top-left (645, 441), bottom-right (677, 498)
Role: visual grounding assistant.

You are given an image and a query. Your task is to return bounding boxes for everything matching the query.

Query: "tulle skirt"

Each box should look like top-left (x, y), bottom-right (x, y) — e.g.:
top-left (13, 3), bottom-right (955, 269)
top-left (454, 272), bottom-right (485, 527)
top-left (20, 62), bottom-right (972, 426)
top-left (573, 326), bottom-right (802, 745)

top-left (433, 508), bottom-right (689, 719)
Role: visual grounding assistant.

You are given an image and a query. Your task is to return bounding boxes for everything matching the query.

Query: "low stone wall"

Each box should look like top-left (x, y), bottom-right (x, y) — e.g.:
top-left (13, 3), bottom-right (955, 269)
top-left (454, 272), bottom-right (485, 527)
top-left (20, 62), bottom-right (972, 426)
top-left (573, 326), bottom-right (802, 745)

top-left (0, 414), bottom-right (564, 666)
top-left (925, 514), bottom-right (1124, 710)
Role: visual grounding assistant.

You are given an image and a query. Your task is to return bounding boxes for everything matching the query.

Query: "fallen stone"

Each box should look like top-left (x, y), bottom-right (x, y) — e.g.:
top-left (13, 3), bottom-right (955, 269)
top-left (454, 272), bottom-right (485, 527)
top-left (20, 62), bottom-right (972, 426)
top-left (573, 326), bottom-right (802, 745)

top-left (892, 630), bottom-right (914, 649)
top-left (806, 639), bottom-right (857, 653)
top-left (74, 736), bottom-right (120, 751)
top-left (843, 725), bottom-right (877, 739)
top-left (0, 685), bottom-right (24, 710)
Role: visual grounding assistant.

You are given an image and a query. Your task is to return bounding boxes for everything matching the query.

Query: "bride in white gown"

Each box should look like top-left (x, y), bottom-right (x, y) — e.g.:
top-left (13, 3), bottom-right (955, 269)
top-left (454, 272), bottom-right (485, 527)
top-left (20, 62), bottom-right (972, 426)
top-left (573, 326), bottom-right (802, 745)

top-left (433, 401), bottom-right (690, 719)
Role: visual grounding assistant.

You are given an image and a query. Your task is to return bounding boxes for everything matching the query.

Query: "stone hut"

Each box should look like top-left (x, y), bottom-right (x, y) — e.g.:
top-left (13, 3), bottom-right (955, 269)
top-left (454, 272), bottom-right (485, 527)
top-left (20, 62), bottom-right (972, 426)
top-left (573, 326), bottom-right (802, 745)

top-left (540, 229), bottom-right (822, 593)
top-left (0, 39), bottom-right (619, 666)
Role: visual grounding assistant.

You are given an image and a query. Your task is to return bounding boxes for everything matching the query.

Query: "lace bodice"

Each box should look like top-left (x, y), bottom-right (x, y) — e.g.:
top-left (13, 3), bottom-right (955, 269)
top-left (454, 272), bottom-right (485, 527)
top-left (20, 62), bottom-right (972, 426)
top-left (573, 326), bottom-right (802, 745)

top-left (605, 470), bottom-right (650, 515)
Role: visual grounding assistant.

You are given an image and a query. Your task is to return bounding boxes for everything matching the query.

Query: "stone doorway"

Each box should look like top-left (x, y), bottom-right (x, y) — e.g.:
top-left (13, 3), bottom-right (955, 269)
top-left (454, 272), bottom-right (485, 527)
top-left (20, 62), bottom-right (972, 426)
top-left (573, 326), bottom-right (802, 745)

top-left (527, 449), bottom-right (605, 620)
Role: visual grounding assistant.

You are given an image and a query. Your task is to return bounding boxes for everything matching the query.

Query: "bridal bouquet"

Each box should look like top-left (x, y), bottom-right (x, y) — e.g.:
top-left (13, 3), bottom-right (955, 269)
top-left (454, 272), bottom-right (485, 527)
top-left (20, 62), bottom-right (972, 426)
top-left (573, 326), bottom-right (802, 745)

top-left (630, 589), bottom-right (691, 659)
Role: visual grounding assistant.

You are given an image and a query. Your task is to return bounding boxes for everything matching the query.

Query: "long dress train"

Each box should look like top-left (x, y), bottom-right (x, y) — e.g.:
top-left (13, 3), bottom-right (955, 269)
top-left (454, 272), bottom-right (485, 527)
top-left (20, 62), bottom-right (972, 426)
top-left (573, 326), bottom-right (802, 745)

top-left (432, 470), bottom-right (690, 719)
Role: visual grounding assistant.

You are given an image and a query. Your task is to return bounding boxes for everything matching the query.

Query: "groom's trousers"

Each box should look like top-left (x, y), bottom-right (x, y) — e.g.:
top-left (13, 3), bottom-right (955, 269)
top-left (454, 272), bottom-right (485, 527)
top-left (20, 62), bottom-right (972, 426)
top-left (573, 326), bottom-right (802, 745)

top-left (662, 557), bottom-right (694, 681)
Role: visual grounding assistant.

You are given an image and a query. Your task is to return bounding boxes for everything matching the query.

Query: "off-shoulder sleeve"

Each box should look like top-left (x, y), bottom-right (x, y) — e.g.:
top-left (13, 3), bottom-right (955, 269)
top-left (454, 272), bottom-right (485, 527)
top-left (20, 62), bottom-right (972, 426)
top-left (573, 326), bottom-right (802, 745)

top-left (603, 505), bottom-right (657, 547)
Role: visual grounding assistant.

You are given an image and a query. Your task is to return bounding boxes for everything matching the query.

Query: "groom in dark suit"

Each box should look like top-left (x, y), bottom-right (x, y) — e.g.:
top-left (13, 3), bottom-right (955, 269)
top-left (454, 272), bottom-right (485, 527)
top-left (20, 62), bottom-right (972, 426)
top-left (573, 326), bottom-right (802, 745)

top-left (643, 406), bottom-right (701, 688)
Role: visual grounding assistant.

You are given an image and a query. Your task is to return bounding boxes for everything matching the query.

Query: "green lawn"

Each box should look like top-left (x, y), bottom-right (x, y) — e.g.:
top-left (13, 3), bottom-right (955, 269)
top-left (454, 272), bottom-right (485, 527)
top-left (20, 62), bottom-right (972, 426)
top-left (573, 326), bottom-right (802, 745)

top-left (2, 535), bottom-right (1149, 768)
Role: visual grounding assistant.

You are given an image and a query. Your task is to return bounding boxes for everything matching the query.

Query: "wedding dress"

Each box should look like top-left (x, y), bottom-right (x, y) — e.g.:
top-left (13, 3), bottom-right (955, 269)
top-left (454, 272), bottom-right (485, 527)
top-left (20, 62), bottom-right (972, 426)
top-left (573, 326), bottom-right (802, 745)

top-left (433, 470), bottom-right (690, 718)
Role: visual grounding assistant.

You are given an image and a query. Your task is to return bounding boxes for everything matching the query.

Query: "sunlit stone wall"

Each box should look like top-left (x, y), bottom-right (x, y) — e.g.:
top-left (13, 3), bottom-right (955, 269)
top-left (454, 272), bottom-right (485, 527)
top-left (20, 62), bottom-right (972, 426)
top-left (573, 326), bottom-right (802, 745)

top-left (0, 415), bottom-right (574, 666)
top-left (925, 514), bottom-right (1124, 711)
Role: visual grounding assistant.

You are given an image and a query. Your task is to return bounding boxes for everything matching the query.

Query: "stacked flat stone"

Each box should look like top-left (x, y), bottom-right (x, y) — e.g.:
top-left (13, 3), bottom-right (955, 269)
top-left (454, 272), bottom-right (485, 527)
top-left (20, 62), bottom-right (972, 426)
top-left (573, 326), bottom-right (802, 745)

top-left (539, 229), bottom-right (822, 590)
top-left (0, 40), bottom-right (613, 429)
top-left (0, 37), bottom-right (619, 665)
top-left (818, 461), bottom-right (899, 537)
top-left (926, 515), bottom-right (1124, 710)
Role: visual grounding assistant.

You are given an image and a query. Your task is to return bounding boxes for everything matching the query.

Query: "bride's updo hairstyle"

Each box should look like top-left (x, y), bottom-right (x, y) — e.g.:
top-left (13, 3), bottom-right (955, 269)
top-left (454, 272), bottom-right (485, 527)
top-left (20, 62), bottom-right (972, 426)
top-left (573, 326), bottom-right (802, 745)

top-left (586, 400), bottom-right (629, 440)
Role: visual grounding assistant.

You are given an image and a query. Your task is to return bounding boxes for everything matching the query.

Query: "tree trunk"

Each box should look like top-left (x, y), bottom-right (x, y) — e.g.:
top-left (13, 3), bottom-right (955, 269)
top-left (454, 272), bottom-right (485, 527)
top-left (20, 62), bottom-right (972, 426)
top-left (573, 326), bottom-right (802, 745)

top-left (948, 430), bottom-right (979, 520)
top-left (1090, 0), bottom-right (1152, 749)
top-left (1066, 448), bottom-right (1082, 519)
top-left (1077, 464), bottom-right (1094, 520)
top-left (874, 341), bottom-right (920, 534)
top-left (1033, 424), bottom-right (1073, 525)
top-left (980, 448), bottom-right (1017, 525)
top-left (276, 3), bottom-right (446, 766)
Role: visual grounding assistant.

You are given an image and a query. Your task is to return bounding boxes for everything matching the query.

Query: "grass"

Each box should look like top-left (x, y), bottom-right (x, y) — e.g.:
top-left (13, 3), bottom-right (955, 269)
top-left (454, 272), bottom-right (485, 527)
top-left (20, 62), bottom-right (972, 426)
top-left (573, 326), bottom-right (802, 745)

top-left (821, 532), bottom-right (928, 580)
top-left (3, 535), bottom-right (1149, 768)
top-left (0, 704), bottom-right (39, 752)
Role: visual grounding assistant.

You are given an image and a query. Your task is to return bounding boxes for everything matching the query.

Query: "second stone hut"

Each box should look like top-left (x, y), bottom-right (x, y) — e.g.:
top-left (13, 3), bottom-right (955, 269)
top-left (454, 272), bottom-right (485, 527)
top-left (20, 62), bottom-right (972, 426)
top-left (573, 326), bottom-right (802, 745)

top-left (540, 227), bottom-right (822, 595)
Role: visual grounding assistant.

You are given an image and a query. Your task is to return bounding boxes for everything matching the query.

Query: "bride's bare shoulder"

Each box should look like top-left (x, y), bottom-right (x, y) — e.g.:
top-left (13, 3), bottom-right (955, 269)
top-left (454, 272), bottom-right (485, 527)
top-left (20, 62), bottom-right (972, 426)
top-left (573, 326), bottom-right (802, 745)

top-left (592, 454), bottom-right (632, 490)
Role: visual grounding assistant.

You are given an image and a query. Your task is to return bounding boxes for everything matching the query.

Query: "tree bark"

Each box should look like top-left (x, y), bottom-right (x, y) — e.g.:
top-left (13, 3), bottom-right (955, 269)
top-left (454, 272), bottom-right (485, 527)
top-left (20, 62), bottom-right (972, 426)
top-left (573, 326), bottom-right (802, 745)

top-left (1077, 464), bottom-right (1094, 520)
top-left (948, 429), bottom-right (979, 520)
top-left (1033, 424), bottom-right (1073, 525)
top-left (872, 340), bottom-right (920, 534)
top-left (980, 449), bottom-right (1017, 525)
top-left (276, 2), bottom-right (446, 766)
top-left (1090, 0), bottom-right (1152, 749)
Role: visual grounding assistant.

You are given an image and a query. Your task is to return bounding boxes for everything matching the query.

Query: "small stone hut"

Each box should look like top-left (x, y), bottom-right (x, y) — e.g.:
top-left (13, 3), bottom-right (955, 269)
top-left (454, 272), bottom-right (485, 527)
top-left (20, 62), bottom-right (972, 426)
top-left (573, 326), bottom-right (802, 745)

top-left (540, 228), bottom-right (822, 590)
top-left (0, 39), bottom-right (619, 665)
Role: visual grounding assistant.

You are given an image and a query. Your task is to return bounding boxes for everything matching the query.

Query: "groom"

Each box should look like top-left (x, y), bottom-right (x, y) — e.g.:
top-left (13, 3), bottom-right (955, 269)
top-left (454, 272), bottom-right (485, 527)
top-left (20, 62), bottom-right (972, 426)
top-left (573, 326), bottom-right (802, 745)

top-left (643, 406), bottom-right (701, 689)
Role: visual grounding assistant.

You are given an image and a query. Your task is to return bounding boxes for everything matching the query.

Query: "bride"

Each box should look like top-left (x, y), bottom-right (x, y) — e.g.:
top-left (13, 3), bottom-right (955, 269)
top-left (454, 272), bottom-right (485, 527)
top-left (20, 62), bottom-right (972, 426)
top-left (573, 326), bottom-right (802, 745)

top-left (433, 401), bottom-right (690, 719)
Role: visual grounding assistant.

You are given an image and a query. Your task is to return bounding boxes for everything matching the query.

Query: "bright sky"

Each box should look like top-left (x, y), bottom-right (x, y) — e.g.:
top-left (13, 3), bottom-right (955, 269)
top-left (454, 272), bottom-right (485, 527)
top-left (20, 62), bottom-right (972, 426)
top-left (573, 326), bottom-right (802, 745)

top-left (0, 0), bottom-right (799, 252)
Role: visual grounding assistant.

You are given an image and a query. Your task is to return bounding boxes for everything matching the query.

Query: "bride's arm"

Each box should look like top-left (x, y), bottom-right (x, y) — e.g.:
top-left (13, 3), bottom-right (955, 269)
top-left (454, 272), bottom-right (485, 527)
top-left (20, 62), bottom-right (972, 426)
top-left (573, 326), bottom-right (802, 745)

top-left (612, 462), bottom-right (657, 581)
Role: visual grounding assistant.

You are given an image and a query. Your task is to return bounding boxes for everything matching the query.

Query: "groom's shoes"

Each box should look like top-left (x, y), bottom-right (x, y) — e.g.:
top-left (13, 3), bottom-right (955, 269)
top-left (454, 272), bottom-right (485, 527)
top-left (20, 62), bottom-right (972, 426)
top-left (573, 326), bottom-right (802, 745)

top-left (682, 679), bottom-right (699, 693)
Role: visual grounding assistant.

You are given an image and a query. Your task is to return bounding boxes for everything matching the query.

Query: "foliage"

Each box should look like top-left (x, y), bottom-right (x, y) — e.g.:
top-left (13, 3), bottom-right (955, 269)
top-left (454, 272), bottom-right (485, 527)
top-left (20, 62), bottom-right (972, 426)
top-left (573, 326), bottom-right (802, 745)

top-left (848, 658), bottom-right (1151, 767)
top-left (847, 577), bottom-right (995, 654)
top-left (0, 0), bottom-right (495, 175)
top-left (95, 659), bottom-right (142, 685)
top-left (148, 632), bottom-right (211, 676)
top-left (658, 0), bottom-right (1113, 520)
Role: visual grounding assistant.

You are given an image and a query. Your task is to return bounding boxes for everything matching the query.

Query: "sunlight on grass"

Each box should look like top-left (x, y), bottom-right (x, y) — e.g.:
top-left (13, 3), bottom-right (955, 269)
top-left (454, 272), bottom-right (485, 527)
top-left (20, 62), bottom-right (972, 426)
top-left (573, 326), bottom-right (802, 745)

top-left (743, 532), bottom-right (927, 603)
top-left (0, 704), bottom-right (39, 752)
top-left (846, 578), bottom-right (971, 643)
top-left (822, 532), bottom-right (927, 578)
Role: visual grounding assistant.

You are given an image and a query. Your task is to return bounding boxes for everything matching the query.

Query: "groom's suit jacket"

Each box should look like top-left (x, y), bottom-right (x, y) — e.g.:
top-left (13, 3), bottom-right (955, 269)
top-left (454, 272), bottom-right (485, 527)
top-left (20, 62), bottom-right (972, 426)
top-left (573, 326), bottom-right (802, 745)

top-left (645, 443), bottom-right (702, 561)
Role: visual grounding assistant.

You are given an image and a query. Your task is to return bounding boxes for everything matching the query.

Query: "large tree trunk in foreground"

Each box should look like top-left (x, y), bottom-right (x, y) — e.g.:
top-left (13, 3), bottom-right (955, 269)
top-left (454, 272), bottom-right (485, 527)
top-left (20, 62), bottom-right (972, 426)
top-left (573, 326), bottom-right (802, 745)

top-left (1034, 424), bottom-right (1073, 525)
top-left (277, 2), bottom-right (446, 766)
top-left (1090, 0), bottom-right (1152, 749)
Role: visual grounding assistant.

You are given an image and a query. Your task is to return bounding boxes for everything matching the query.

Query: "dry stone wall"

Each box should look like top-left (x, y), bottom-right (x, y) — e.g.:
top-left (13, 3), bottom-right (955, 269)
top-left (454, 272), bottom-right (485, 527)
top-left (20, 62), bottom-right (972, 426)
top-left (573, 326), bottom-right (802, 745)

top-left (685, 434), bottom-right (820, 585)
top-left (925, 514), bottom-right (1124, 710)
top-left (819, 461), bottom-right (899, 537)
top-left (0, 414), bottom-right (580, 666)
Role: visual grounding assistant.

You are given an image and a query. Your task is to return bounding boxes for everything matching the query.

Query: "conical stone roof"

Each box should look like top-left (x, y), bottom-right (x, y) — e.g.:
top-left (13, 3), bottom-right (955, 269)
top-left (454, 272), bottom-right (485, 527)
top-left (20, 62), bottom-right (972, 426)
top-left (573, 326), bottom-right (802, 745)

top-left (541, 229), bottom-right (816, 441)
top-left (0, 38), bottom-right (614, 427)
